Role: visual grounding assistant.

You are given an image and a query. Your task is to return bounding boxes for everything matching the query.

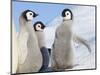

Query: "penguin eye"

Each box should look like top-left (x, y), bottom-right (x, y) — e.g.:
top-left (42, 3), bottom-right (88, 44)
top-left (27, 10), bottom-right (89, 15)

top-left (30, 13), bottom-right (32, 15)
top-left (38, 25), bottom-right (40, 27)
top-left (29, 12), bottom-right (33, 16)
top-left (65, 11), bottom-right (70, 16)
top-left (67, 13), bottom-right (69, 15)
top-left (37, 24), bottom-right (41, 28)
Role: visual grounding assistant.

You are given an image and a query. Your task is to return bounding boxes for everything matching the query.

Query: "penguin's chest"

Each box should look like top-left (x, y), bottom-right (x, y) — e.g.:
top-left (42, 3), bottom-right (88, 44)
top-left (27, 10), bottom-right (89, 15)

top-left (54, 24), bottom-right (72, 54)
top-left (22, 34), bottom-right (43, 70)
top-left (18, 31), bottom-right (29, 64)
top-left (36, 32), bottom-right (46, 48)
top-left (56, 25), bottom-right (72, 43)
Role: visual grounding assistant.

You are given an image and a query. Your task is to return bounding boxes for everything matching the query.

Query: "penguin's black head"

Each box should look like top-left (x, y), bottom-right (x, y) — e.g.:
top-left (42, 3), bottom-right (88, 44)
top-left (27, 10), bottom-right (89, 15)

top-left (62, 9), bottom-right (73, 20)
top-left (33, 21), bottom-right (45, 31)
top-left (22, 10), bottom-right (38, 21)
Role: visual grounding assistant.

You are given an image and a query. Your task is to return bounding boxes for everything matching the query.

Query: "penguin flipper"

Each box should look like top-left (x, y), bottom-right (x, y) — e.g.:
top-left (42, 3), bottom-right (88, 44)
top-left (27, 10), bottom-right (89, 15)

top-left (73, 34), bottom-right (91, 53)
top-left (39, 47), bottom-right (49, 72)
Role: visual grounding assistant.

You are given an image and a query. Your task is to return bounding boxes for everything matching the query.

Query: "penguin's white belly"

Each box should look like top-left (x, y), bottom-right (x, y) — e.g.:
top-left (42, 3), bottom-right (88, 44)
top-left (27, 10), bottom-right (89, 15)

top-left (17, 32), bottom-right (43, 73)
top-left (52, 23), bottom-right (75, 69)
top-left (17, 13), bottom-right (43, 73)
top-left (54, 38), bottom-right (74, 67)
top-left (36, 32), bottom-right (46, 48)
top-left (18, 31), bottom-right (28, 64)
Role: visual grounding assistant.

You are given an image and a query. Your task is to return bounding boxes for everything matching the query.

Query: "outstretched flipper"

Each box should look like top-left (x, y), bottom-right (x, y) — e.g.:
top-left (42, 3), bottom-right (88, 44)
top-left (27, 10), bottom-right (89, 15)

top-left (73, 34), bottom-right (91, 53)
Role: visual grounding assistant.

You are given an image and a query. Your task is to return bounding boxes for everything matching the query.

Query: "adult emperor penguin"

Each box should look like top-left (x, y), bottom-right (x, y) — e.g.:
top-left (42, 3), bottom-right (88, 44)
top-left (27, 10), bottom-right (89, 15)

top-left (51, 8), bottom-right (75, 71)
top-left (17, 10), bottom-right (43, 73)
top-left (33, 21), bottom-right (50, 72)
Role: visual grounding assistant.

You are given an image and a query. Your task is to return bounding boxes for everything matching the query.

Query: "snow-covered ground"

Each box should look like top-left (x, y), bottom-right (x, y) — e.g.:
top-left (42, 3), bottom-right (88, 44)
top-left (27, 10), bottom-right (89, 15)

top-left (44, 6), bottom-right (96, 70)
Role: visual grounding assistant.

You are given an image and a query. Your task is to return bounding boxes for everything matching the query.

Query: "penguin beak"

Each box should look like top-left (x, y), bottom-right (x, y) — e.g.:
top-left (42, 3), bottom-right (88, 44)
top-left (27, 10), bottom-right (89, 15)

top-left (34, 14), bottom-right (38, 17)
top-left (36, 14), bottom-right (38, 16)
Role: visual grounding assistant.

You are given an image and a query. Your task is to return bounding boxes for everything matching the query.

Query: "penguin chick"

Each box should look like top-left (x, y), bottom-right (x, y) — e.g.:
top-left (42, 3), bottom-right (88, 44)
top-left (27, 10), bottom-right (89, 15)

top-left (51, 8), bottom-right (75, 71)
top-left (33, 21), bottom-right (50, 72)
top-left (62, 9), bottom-right (91, 53)
top-left (17, 10), bottom-right (43, 73)
top-left (34, 21), bottom-right (52, 54)
top-left (33, 21), bottom-right (46, 47)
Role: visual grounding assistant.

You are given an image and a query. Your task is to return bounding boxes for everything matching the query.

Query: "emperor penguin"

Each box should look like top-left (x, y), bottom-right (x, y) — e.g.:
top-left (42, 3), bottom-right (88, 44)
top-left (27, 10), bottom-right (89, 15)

top-left (51, 8), bottom-right (76, 71)
top-left (33, 21), bottom-right (50, 72)
top-left (17, 10), bottom-right (43, 73)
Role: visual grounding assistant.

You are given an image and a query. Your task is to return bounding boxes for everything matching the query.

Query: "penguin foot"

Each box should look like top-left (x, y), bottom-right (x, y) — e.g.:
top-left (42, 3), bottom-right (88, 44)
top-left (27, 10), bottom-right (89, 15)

top-left (66, 64), bottom-right (79, 69)
top-left (39, 67), bottom-right (54, 73)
